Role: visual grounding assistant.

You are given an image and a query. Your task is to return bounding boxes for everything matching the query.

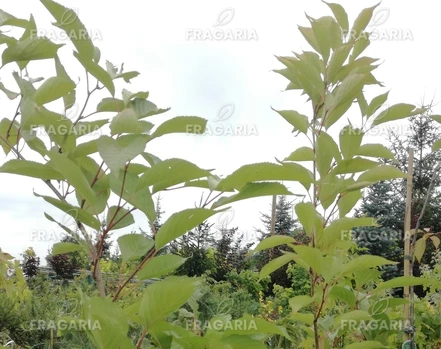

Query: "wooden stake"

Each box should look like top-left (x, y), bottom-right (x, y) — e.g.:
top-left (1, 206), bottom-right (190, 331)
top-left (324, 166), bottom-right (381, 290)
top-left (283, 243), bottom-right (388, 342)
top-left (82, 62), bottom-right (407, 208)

top-left (403, 149), bottom-right (414, 341)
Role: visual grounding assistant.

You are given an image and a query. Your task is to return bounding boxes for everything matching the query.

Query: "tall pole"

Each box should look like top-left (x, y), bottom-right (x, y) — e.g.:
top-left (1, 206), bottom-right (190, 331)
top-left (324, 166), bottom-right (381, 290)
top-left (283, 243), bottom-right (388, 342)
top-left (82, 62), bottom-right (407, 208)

top-left (403, 149), bottom-right (414, 342)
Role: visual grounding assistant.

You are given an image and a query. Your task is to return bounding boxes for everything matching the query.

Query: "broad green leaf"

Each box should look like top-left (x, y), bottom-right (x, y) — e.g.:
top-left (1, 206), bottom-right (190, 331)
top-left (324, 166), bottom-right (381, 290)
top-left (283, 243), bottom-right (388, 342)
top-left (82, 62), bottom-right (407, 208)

top-left (137, 158), bottom-right (210, 193)
top-left (106, 206), bottom-right (135, 231)
top-left (48, 151), bottom-right (96, 204)
top-left (350, 34), bottom-right (370, 62)
top-left (367, 91), bottom-right (389, 118)
top-left (330, 286), bottom-right (356, 308)
top-left (97, 98), bottom-right (125, 112)
top-left (374, 276), bottom-right (431, 291)
top-left (0, 117), bottom-right (20, 153)
top-left (55, 56), bottom-right (76, 111)
top-left (349, 3), bottom-right (380, 41)
top-left (117, 234), bottom-right (154, 261)
top-left (292, 245), bottom-right (323, 274)
top-left (356, 143), bottom-right (394, 159)
top-left (73, 51), bottom-right (115, 96)
top-left (333, 157), bottom-right (379, 174)
top-left (327, 43), bottom-right (352, 83)
top-left (211, 182), bottom-right (292, 209)
top-left (110, 108), bottom-right (153, 135)
top-left (0, 159), bottom-right (64, 180)
top-left (357, 92), bottom-right (368, 116)
top-left (155, 208), bottom-right (220, 249)
top-left (316, 131), bottom-right (341, 176)
top-left (130, 98), bottom-right (168, 119)
top-left (151, 116), bottom-right (207, 138)
top-left (139, 276), bottom-right (200, 328)
top-left (115, 71), bottom-right (140, 83)
top-left (339, 126), bottom-right (363, 159)
top-left (414, 237), bottom-right (426, 263)
top-left (284, 147), bottom-right (314, 161)
top-left (273, 109), bottom-right (308, 134)
top-left (334, 310), bottom-right (371, 328)
top-left (371, 103), bottom-right (419, 126)
top-left (333, 74), bottom-right (366, 108)
top-left (338, 189), bottom-right (362, 217)
top-left (138, 254), bottom-right (187, 280)
top-left (41, 0), bottom-right (95, 60)
top-left (2, 36), bottom-right (63, 66)
top-left (321, 217), bottom-right (377, 247)
top-left (52, 242), bottom-right (83, 255)
top-left (121, 89), bottom-right (149, 105)
top-left (34, 193), bottom-right (101, 230)
top-left (97, 135), bottom-right (147, 173)
top-left (309, 16), bottom-right (336, 62)
top-left (318, 172), bottom-right (343, 209)
top-left (0, 81), bottom-right (19, 100)
top-left (357, 165), bottom-right (406, 182)
top-left (252, 235), bottom-right (296, 254)
top-left (295, 202), bottom-right (320, 237)
top-left (430, 236), bottom-right (440, 249)
top-left (289, 295), bottom-right (313, 313)
top-left (33, 76), bottom-right (76, 105)
top-left (339, 255), bottom-right (397, 277)
top-left (324, 98), bottom-right (352, 129)
top-left (73, 139), bottom-right (98, 157)
top-left (0, 9), bottom-right (28, 28)
top-left (260, 253), bottom-right (296, 279)
top-left (217, 162), bottom-right (313, 191)
top-left (298, 26), bottom-right (320, 53)
top-left (354, 269), bottom-right (383, 290)
top-left (74, 119), bottom-right (108, 137)
top-left (323, 1), bottom-right (349, 33)
top-left (430, 115), bottom-right (441, 124)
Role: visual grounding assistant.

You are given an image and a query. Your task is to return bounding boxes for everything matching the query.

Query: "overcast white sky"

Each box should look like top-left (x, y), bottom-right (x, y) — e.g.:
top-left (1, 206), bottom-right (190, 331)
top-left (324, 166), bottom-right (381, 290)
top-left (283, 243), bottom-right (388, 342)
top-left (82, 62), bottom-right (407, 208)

top-left (0, 0), bottom-right (439, 262)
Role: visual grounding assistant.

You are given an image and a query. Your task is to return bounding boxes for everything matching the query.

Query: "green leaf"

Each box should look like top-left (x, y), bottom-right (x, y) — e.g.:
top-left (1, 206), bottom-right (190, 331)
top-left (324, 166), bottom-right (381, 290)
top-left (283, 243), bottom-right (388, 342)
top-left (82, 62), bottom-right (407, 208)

top-left (97, 98), bottom-right (125, 112)
top-left (374, 276), bottom-right (431, 291)
top-left (55, 56), bottom-right (76, 111)
top-left (117, 234), bottom-right (154, 262)
top-left (260, 253), bottom-right (296, 279)
top-left (40, 0), bottom-right (95, 60)
top-left (333, 157), bottom-right (379, 174)
top-left (334, 310), bottom-right (371, 328)
top-left (130, 98), bottom-right (167, 119)
top-left (151, 116), bottom-right (207, 138)
top-left (292, 245), bottom-right (323, 275)
top-left (414, 238), bottom-right (426, 263)
top-left (0, 9), bottom-right (29, 28)
top-left (139, 276), bottom-right (200, 328)
top-left (350, 34), bottom-right (370, 62)
top-left (211, 182), bottom-right (292, 209)
top-left (138, 254), bottom-right (187, 280)
top-left (295, 202), bottom-right (320, 237)
top-left (252, 235), bottom-right (296, 254)
top-left (327, 43), bottom-right (352, 83)
top-left (272, 109), bottom-right (308, 134)
top-left (0, 117), bottom-right (20, 155)
top-left (357, 165), bottom-right (406, 182)
top-left (137, 158), bottom-right (211, 194)
top-left (33, 76), bottom-right (76, 105)
top-left (121, 89), bottom-right (149, 105)
top-left (73, 51), bottom-right (115, 96)
top-left (0, 81), bottom-right (20, 100)
top-left (323, 1), bottom-right (349, 33)
top-left (48, 150), bottom-right (96, 204)
top-left (74, 119), bottom-right (108, 137)
top-left (298, 26), bottom-right (320, 53)
top-left (316, 131), bottom-right (341, 176)
top-left (349, 3), bottom-right (380, 41)
top-left (289, 295), bottom-right (313, 313)
top-left (324, 98), bottom-right (352, 129)
top-left (284, 147), bottom-right (315, 161)
top-left (2, 36), bottom-right (63, 66)
top-left (333, 74), bottom-right (366, 108)
top-left (217, 162), bottom-right (313, 191)
top-left (357, 92), bottom-right (368, 116)
top-left (338, 188), bottom-right (362, 217)
top-left (339, 126), bottom-right (363, 159)
top-left (106, 206), bottom-right (135, 231)
top-left (356, 143), bottom-right (394, 159)
top-left (430, 115), bottom-right (441, 125)
top-left (330, 286), bottom-right (356, 308)
top-left (155, 208), bottom-right (220, 249)
top-left (371, 103), bottom-right (419, 126)
top-left (97, 135), bottom-right (147, 173)
top-left (339, 255), bottom-right (397, 277)
top-left (110, 108), bottom-right (153, 135)
top-left (0, 159), bottom-right (64, 180)
top-left (367, 91), bottom-right (389, 118)
top-left (52, 242), bottom-right (83, 255)
top-left (321, 217), bottom-right (377, 247)
top-left (34, 193), bottom-right (101, 230)
top-left (430, 236), bottom-right (440, 249)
